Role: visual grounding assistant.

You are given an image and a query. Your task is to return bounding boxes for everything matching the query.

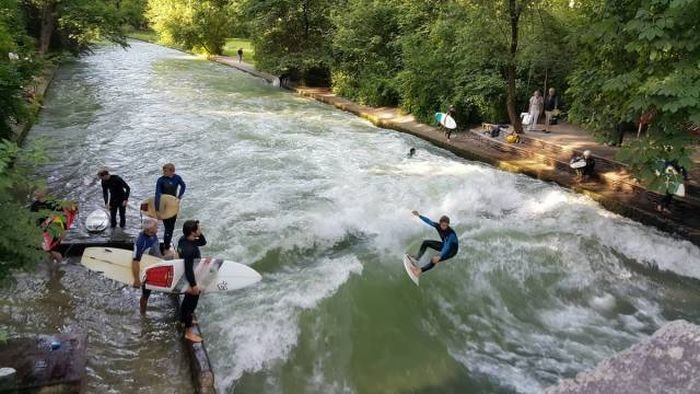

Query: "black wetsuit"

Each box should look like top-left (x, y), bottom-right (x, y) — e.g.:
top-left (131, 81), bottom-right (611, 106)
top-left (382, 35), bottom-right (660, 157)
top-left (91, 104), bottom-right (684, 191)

top-left (177, 234), bottom-right (207, 328)
top-left (101, 175), bottom-right (130, 228)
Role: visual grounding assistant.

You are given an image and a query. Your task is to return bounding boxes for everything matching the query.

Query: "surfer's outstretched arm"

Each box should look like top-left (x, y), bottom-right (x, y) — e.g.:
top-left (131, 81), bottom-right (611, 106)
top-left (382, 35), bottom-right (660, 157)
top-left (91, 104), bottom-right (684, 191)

top-left (411, 210), bottom-right (435, 227)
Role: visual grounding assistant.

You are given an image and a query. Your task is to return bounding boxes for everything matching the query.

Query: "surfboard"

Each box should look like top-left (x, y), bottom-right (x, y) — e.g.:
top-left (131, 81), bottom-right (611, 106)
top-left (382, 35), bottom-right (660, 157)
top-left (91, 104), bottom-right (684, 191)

top-left (570, 159), bottom-right (587, 169)
top-left (81, 247), bottom-right (162, 285)
top-left (403, 255), bottom-right (420, 286)
top-left (42, 206), bottom-right (78, 252)
top-left (85, 209), bottom-right (110, 233)
top-left (435, 112), bottom-right (457, 129)
top-left (141, 195), bottom-right (179, 220)
top-left (143, 258), bottom-right (262, 294)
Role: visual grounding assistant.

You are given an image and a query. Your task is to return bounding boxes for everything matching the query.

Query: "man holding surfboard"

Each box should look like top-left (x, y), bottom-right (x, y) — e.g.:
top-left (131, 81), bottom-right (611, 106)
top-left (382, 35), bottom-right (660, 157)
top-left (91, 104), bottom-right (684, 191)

top-left (408, 210), bottom-right (459, 278)
top-left (177, 220), bottom-right (206, 342)
top-left (155, 163), bottom-right (186, 252)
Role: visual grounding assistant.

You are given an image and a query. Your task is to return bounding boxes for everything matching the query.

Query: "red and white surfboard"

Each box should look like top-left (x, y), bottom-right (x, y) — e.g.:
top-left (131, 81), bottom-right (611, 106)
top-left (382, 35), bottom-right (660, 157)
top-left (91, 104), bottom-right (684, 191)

top-left (143, 257), bottom-right (262, 294)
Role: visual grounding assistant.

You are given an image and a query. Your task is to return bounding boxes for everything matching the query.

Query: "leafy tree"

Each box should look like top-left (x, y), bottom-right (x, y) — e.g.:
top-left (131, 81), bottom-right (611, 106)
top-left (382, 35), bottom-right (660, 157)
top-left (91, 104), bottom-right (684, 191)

top-left (567, 0), bottom-right (699, 184)
top-left (0, 140), bottom-right (49, 283)
top-left (330, 0), bottom-right (402, 106)
top-left (23, 0), bottom-right (128, 56)
top-left (146, 0), bottom-right (231, 55)
top-left (0, 0), bottom-right (42, 139)
top-left (238, 0), bottom-right (337, 84)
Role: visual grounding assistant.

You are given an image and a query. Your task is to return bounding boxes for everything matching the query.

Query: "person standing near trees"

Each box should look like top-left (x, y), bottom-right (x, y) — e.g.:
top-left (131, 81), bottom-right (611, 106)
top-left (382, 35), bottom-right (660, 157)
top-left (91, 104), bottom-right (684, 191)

top-left (98, 169), bottom-right (130, 229)
top-left (543, 88), bottom-right (559, 133)
top-left (237, 48), bottom-right (243, 63)
top-left (527, 90), bottom-right (544, 132)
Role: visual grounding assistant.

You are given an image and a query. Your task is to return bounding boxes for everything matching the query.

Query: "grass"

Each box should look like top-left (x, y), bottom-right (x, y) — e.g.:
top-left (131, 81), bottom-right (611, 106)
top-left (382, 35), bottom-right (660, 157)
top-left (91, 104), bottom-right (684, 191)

top-left (126, 32), bottom-right (257, 66)
top-left (127, 30), bottom-right (159, 44)
top-left (222, 38), bottom-right (255, 65)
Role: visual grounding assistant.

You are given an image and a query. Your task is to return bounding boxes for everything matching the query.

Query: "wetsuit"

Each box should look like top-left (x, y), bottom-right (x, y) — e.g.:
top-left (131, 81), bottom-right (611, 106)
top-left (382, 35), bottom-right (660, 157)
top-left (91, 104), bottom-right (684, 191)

top-left (101, 175), bottom-right (130, 228)
top-left (133, 231), bottom-right (162, 299)
top-left (155, 174), bottom-right (186, 250)
top-left (177, 234), bottom-right (206, 329)
top-left (416, 215), bottom-right (459, 272)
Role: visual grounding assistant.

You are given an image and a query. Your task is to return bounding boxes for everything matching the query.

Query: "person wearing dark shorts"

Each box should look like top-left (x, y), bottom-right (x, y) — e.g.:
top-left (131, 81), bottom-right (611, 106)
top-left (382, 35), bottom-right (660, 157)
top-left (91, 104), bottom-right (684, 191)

top-left (155, 163), bottom-right (186, 252)
top-left (177, 220), bottom-right (206, 343)
top-left (98, 169), bottom-right (130, 229)
top-left (410, 210), bottom-right (459, 278)
top-left (132, 219), bottom-right (163, 314)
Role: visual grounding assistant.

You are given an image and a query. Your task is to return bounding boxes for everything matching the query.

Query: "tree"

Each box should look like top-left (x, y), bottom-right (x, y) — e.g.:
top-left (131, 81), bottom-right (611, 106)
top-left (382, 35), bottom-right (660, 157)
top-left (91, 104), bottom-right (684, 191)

top-left (146, 0), bottom-right (232, 55)
top-left (0, 0), bottom-right (42, 139)
top-left (330, 0), bottom-right (403, 106)
top-left (237, 0), bottom-right (337, 84)
top-left (567, 0), bottom-right (699, 185)
top-left (23, 0), bottom-right (128, 56)
top-left (0, 140), bottom-right (49, 283)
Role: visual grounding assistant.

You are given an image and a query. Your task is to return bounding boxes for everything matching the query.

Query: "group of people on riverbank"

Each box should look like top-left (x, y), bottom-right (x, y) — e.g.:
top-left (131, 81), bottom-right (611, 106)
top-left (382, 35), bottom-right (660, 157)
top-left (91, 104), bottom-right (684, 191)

top-left (105, 163), bottom-right (204, 342)
top-left (30, 163), bottom-right (206, 342)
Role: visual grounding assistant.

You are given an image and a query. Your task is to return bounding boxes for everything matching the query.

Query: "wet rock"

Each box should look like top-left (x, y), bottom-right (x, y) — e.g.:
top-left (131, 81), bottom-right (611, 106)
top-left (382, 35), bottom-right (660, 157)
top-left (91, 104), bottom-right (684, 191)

top-left (547, 320), bottom-right (700, 394)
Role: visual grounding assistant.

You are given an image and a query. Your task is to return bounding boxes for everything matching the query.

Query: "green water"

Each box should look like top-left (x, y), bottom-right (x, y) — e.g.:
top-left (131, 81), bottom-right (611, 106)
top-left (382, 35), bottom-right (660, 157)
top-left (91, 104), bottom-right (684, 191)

top-left (5, 41), bottom-right (700, 393)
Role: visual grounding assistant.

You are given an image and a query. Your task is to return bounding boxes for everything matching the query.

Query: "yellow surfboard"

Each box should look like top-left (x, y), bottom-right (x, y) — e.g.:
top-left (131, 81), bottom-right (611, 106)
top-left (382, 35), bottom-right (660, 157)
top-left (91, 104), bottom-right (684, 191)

top-left (81, 247), bottom-right (162, 285)
top-left (141, 195), bottom-right (179, 219)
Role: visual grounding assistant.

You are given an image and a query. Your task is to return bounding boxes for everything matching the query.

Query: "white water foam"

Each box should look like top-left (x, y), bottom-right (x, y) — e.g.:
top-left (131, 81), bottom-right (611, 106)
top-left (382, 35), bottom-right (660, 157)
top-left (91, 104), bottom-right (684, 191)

top-left (204, 255), bottom-right (363, 392)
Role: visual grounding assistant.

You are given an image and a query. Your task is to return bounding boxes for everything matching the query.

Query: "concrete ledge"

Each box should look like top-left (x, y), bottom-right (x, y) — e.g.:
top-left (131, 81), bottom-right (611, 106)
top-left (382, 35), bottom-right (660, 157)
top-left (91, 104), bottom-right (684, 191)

top-left (547, 320), bottom-right (700, 394)
top-left (14, 64), bottom-right (59, 145)
top-left (182, 311), bottom-right (216, 394)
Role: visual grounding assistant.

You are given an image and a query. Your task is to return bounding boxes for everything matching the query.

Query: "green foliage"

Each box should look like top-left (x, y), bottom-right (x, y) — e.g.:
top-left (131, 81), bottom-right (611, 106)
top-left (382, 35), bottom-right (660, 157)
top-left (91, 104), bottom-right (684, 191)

top-left (23, 0), bottom-right (129, 55)
top-left (237, 0), bottom-right (336, 84)
top-left (146, 0), bottom-right (231, 55)
top-left (330, 0), bottom-right (402, 106)
top-left (567, 0), bottom-right (699, 180)
top-left (0, 0), bottom-right (42, 139)
top-left (222, 37), bottom-right (255, 64)
top-left (0, 140), bottom-right (49, 283)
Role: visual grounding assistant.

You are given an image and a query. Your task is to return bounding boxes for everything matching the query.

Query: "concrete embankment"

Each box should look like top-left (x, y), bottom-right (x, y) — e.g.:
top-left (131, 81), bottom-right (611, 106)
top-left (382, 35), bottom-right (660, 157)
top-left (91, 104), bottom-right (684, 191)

top-left (13, 64), bottom-right (58, 145)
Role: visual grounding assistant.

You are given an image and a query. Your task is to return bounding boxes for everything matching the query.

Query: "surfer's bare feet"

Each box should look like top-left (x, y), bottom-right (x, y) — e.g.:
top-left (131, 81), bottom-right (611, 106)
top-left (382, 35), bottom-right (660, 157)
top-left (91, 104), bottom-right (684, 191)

top-left (132, 280), bottom-right (142, 288)
top-left (411, 265), bottom-right (422, 278)
top-left (185, 329), bottom-right (202, 343)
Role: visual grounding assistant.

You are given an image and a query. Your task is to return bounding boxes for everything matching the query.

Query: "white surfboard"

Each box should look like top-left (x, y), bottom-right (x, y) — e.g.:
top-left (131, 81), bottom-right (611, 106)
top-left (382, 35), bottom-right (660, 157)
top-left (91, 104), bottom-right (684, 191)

top-left (435, 112), bottom-right (457, 129)
top-left (143, 258), bottom-right (262, 294)
top-left (403, 255), bottom-right (420, 286)
top-left (81, 247), bottom-right (162, 285)
top-left (570, 159), bottom-right (587, 169)
top-left (85, 209), bottom-right (110, 233)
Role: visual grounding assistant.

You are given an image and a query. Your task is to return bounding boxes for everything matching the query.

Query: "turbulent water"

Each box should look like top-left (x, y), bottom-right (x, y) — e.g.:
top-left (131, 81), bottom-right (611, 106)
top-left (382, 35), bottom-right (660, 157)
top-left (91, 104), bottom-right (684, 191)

top-left (3, 41), bottom-right (700, 393)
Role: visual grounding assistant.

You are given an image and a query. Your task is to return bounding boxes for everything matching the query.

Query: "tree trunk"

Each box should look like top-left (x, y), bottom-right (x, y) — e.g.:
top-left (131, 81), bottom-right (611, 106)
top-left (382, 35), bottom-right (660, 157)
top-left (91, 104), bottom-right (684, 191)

top-left (39, 1), bottom-right (56, 56)
top-left (506, 0), bottom-right (522, 133)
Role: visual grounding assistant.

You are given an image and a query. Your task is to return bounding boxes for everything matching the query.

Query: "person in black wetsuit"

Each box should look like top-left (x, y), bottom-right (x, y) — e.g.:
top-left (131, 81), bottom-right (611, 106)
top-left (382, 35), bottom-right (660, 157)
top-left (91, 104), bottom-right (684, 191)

top-left (177, 220), bottom-right (206, 343)
top-left (97, 170), bottom-right (130, 229)
top-left (155, 163), bottom-right (186, 252)
top-left (409, 210), bottom-right (459, 278)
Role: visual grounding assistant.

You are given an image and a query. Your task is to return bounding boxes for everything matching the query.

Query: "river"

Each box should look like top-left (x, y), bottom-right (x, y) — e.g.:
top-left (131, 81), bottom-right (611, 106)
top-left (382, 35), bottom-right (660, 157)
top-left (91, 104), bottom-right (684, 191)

top-left (4, 41), bottom-right (700, 393)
